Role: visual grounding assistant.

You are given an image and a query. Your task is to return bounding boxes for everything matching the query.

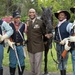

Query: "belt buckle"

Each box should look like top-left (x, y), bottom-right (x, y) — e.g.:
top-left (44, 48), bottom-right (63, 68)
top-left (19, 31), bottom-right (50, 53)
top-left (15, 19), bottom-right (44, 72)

top-left (17, 43), bottom-right (20, 46)
top-left (23, 41), bottom-right (25, 45)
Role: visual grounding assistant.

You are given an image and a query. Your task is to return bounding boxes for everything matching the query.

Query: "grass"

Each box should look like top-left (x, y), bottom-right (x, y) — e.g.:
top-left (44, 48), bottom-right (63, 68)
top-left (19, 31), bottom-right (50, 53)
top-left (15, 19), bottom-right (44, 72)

top-left (3, 45), bottom-right (73, 73)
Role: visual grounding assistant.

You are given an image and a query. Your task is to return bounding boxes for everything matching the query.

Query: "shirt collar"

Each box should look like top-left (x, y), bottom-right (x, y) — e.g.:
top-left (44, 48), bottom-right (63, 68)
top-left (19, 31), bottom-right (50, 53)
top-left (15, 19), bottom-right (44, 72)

top-left (57, 19), bottom-right (67, 27)
top-left (32, 18), bottom-right (36, 23)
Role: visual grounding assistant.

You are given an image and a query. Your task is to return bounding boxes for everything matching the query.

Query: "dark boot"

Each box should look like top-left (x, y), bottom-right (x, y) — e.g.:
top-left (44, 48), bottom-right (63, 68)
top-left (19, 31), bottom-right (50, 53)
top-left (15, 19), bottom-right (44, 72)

top-left (18, 66), bottom-right (25, 75)
top-left (10, 67), bottom-right (16, 75)
top-left (0, 69), bottom-right (3, 75)
top-left (64, 70), bottom-right (66, 75)
top-left (60, 70), bottom-right (66, 75)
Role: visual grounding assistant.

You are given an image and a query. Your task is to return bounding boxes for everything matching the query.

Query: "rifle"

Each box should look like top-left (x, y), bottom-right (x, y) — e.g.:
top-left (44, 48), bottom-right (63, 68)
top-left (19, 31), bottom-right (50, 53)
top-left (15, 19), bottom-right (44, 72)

top-left (61, 20), bottom-right (75, 58)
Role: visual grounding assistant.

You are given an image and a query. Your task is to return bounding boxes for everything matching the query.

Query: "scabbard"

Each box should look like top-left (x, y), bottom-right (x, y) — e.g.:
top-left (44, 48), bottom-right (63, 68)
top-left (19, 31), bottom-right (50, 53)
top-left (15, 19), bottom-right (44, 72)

top-left (7, 47), bottom-right (10, 53)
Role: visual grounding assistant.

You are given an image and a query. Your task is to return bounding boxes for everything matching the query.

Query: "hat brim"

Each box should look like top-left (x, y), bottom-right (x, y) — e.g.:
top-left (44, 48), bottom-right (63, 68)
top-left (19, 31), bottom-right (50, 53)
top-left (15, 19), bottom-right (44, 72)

top-left (14, 15), bottom-right (21, 18)
top-left (70, 8), bottom-right (75, 13)
top-left (54, 10), bottom-right (70, 20)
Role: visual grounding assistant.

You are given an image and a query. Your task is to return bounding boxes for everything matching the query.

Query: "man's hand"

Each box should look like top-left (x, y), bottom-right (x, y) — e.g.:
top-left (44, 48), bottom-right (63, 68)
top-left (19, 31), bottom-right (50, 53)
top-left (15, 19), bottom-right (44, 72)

top-left (68, 36), bottom-right (75, 42)
top-left (45, 33), bottom-right (52, 39)
top-left (0, 34), bottom-right (8, 42)
top-left (0, 34), bottom-right (2, 42)
top-left (59, 38), bottom-right (68, 45)
top-left (7, 39), bottom-right (15, 50)
top-left (64, 40), bottom-right (71, 51)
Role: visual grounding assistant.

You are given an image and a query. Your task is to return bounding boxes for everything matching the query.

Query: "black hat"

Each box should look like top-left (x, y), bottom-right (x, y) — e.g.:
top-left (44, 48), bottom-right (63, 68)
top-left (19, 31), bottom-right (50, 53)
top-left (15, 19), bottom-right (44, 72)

top-left (70, 6), bottom-right (75, 13)
top-left (12, 11), bottom-right (21, 18)
top-left (54, 10), bottom-right (70, 20)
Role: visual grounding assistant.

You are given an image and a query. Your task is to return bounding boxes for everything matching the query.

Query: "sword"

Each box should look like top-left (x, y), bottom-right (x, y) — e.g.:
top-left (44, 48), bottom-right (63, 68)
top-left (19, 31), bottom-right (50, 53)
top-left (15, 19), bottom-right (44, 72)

top-left (13, 44), bottom-right (22, 72)
top-left (18, 30), bottom-right (26, 57)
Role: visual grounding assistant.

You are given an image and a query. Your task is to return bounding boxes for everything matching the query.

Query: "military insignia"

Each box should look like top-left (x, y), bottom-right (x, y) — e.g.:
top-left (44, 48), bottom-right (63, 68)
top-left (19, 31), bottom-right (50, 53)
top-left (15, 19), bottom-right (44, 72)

top-left (34, 24), bottom-right (40, 28)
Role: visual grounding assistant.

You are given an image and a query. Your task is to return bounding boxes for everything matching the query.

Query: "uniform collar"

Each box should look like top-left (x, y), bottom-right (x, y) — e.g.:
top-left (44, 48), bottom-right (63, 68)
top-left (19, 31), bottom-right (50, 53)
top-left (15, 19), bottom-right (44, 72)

top-left (57, 19), bottom-right (67, 27)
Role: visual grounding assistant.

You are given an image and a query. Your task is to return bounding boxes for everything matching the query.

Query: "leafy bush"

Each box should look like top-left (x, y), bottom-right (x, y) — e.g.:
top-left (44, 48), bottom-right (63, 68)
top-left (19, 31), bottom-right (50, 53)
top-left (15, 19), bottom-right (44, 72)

top-left (21, 16), bottom-right (28, 22)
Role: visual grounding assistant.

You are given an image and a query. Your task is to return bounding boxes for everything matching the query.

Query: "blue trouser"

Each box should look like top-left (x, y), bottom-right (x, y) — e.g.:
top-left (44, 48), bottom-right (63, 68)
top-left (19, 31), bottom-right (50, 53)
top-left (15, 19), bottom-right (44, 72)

top-left (0, 44), bottom-right (4, 69)
top-left (9, 45), bottom-right (25, 68)
top-left (71, 50), bottom-right (75, 75)
top-left (56, 44), bottom-right (68, 70)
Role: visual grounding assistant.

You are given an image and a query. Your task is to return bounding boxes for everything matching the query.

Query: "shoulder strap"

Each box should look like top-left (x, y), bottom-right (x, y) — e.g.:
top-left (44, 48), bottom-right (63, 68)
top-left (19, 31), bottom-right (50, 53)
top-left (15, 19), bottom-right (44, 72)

top-left (18, 22), bottom-right (25, 30)
top-left (58, 27), bottom-right (62, 40)
top-left (18, 22), bottom-right (25, 40)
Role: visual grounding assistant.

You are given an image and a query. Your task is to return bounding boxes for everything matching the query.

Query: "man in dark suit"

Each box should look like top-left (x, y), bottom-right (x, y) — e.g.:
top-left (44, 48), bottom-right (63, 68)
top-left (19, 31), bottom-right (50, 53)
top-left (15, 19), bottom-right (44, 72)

top-left (26, 8), bottom-right (52, 75)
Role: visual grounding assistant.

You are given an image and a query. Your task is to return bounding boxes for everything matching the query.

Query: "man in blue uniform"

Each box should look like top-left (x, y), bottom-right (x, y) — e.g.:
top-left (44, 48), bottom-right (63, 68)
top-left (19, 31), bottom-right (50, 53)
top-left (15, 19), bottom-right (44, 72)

top-left (8, 11), bottom-right (26, 75)
top-left (69, 6), bottom-right (75, 75)
top-left (0, 20), bottom-right (13, 75)
top-left (54, 10), bottom-right (72, 75)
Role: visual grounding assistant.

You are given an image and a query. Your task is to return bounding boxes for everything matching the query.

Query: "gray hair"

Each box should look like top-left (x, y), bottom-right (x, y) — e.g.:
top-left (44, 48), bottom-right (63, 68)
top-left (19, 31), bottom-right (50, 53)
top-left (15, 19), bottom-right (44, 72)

top-left (29, 8), bottom-right (36, 13)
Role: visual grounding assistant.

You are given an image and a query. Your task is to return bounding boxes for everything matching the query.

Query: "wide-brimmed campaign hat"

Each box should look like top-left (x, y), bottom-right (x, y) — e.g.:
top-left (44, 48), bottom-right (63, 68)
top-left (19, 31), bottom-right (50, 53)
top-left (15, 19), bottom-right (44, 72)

top-left (12, 11), bottom-right (21, 18)
top-left (70, 6), bottom-right (75, 13)
top-left (54, 10), bottom-right (70, 20)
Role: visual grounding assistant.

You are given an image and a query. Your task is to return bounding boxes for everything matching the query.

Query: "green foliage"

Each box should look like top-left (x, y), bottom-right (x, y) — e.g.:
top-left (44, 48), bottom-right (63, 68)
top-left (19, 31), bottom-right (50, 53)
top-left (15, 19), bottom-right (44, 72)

top-left (70, 14), bottom-right (75, 22)
top-left (21, 16), bottom-right (28, 22)
top-left (0, 0), bottom-right (75, 26)
top-left (38, 0), bottom-right (75, 27)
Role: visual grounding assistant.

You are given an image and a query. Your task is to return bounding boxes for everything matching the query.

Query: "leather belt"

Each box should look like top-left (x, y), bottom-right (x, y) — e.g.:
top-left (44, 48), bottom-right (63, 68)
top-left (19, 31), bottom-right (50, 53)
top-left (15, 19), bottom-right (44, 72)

top-left (15, 41), bottom-right (25, 46)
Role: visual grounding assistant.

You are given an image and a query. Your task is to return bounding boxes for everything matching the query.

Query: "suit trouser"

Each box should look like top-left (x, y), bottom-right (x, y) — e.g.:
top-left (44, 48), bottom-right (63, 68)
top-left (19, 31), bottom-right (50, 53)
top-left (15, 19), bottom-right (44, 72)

top-left (28, 52), bottom-right (43, 75)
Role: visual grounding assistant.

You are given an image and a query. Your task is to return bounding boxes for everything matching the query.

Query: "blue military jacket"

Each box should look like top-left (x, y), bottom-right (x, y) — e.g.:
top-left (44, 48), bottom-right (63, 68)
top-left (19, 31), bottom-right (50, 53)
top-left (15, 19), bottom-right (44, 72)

top-left (10, 22), bottom-right (25, 43)
top-left (54, 21), bottom-right (70, 42)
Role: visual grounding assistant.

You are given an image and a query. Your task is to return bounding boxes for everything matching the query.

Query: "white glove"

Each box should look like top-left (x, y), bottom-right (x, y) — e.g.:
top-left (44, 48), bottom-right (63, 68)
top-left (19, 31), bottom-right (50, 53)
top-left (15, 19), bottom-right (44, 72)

top-left (64, 40), bottom-right (71, 51)
top-left (60, 38), bottom-right (68, 45)
top-left (0, 34), bottom-right (8, 42)
top-left (69, 36), bottom-right (75, 42)
top-left (7, 39), bottom-right (15, 50)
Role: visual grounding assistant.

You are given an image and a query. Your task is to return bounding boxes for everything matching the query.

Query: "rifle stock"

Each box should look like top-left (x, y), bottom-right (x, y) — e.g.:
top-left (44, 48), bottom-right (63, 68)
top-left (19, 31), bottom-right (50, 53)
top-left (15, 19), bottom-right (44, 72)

top-left (61, 50), bottom-right (68, 58)
top-left (62, 30), bottom-right (75, 58)
top-left (7, 37), bottom-right (13, 53)
top-left (61, 41), bottom-right (70, 58)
